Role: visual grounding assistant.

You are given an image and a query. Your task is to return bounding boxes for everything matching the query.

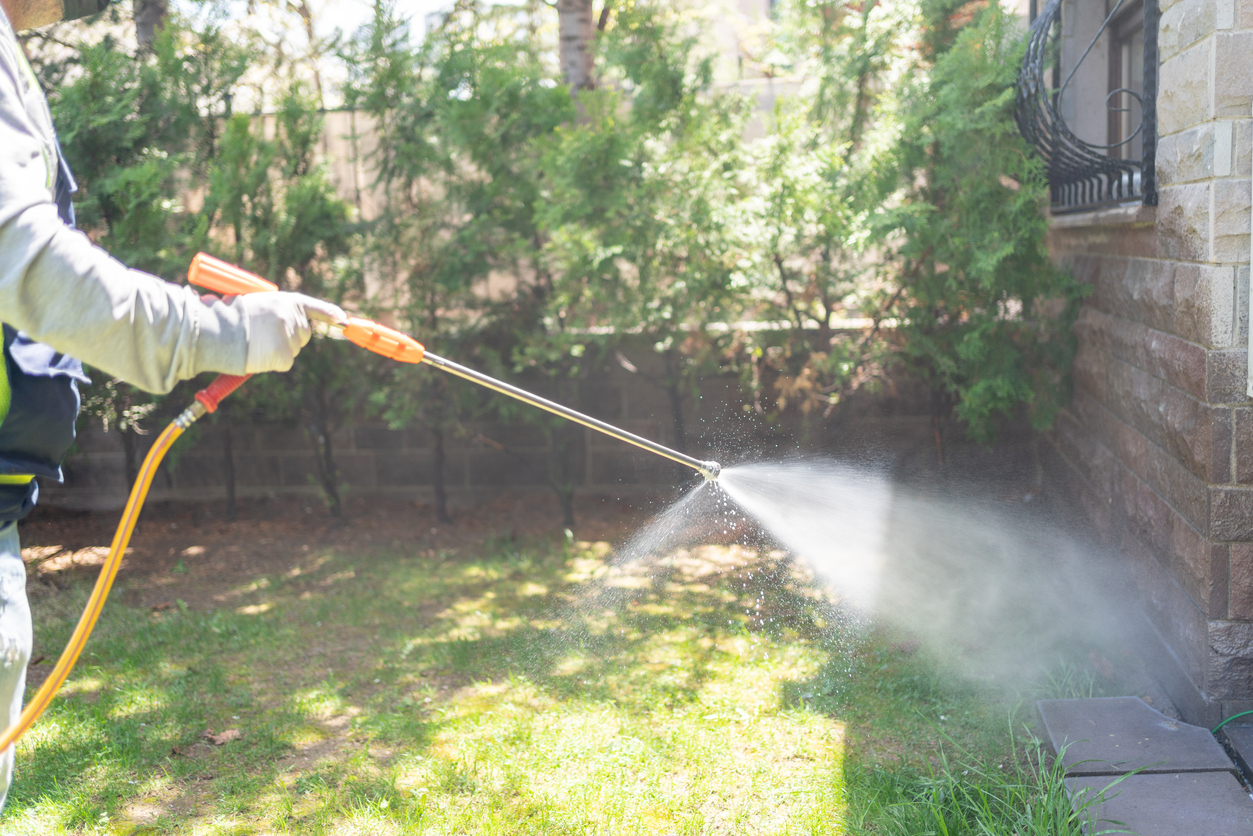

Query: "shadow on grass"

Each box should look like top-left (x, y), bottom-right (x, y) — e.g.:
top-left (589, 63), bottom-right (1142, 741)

top-left (7, 523), bottom-right (1108, 834)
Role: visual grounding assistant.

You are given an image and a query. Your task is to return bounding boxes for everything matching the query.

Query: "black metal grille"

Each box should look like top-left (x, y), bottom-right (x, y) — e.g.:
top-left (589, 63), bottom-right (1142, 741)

top-left (1015, 0), bottom-right (1158, 212)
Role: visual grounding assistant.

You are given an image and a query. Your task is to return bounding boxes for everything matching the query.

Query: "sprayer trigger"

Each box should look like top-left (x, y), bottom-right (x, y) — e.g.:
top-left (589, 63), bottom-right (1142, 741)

top-left (313, 320), bottom-right (348, 340)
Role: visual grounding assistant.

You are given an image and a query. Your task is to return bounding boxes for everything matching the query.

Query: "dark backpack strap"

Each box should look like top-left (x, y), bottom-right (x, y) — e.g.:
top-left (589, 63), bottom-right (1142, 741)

top-left (53, 140), bottom-right (76, 227)
top-left (0, 148), bottom-right (84, 520)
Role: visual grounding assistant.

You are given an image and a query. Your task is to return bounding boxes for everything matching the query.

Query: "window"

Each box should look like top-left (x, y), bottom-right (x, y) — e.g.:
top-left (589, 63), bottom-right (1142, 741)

top-left (1015, 0), bottom-right (1157, 212)
top-left (1108, 1), bottom-right (1144, 162)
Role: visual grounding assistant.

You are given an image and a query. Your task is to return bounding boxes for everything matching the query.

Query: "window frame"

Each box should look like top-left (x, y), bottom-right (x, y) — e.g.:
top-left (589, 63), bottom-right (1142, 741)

top-left (1107, 0), bottom-right (1145, 162)
top-left (1015, 0), bottom-right (1158, 212)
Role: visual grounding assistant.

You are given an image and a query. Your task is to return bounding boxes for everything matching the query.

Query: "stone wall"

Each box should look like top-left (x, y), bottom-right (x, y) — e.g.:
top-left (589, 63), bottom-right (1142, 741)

top-left (1044, 0), bottom-right (1253, 724)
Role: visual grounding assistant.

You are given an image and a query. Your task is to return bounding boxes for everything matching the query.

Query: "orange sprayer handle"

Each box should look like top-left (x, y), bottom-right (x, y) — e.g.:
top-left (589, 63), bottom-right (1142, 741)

top-left (189, 253), bottom-right (278, 295)
top-left (343, 318), bottom-right (425, 364)
top-left (188, 253), bottom-right (426, 364)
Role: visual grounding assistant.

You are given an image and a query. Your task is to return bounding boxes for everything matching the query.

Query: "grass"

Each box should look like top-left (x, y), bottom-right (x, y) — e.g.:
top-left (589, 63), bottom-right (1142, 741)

top-left (6, 528), bottom-right (1119, 834)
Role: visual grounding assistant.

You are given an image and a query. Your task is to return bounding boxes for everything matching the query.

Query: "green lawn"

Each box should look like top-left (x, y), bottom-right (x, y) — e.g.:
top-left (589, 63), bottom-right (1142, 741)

top-left (6, 521), bottom-right (1112, 834)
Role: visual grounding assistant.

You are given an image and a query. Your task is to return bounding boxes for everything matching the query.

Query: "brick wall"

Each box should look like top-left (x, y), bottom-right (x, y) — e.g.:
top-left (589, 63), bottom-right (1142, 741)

top-left (1044, 0), bottom-right (1253, 724)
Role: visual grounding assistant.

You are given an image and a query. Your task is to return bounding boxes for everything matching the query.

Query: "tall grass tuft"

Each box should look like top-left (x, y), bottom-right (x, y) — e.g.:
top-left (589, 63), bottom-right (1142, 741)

top-left (846, 734), bottom-right (1126, 835)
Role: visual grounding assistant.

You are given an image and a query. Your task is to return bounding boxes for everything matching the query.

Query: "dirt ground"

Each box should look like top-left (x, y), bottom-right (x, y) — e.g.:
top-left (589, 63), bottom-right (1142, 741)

top-left (15, 430), bottom-right (1046, 615)
top-left (16, 492), bottom-right (664, 613)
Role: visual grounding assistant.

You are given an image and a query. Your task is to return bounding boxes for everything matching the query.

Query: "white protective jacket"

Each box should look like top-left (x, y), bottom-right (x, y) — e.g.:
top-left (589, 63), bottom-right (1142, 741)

top-left (0, 12), bottom-right (248, 394)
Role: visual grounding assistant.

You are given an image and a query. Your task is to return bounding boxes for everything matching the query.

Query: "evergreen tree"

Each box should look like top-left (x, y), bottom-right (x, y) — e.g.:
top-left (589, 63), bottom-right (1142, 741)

top-left (344, 0), bottom-right (575, 522)
top-left (735, 0), bottom-right (908, 439)
top-left (890, 0), bottom-right (1085, 443)
top-left (534, 0), bottom-right (749, 461)
top-left (42, 16), bottom-right (250, 488)
top-left (201, 89), bottom-right (366, 517)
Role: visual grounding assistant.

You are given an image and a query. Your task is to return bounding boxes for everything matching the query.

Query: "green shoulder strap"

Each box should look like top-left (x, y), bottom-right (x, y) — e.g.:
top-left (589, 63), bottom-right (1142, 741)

top-left (0, 347), bottom-right (36, 483)
top-left (0, 352), bottom-right (8, 427)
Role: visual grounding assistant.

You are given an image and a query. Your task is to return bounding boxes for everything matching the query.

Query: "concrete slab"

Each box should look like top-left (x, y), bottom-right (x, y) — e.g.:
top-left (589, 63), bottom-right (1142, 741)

top-left (1038, 697), bottom-right (1235, 776)
top-left (1219, 724), bottom-right (1253, 780)
top-left (1067, 772), bottom-right (1253, 836)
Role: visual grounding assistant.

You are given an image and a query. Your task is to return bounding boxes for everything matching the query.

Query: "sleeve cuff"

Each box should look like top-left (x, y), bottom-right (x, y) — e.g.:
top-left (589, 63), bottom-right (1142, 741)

top-left (189, 285), bottom-right (248, 376)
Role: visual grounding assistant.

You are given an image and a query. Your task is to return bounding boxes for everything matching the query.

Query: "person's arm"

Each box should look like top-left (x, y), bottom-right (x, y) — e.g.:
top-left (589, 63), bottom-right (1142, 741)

top-left (0, 30), bottom-right (342, 394)
top-left (0, 208), bottom-right (249, 394)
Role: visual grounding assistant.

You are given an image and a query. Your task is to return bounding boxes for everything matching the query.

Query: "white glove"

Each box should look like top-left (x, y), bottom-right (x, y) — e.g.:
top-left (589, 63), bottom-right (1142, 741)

top-left (230, 292), bottom-right (349, 374)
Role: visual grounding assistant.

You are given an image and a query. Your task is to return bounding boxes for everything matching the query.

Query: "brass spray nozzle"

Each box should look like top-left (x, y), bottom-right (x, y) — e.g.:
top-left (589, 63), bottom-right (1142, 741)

top-left (698, 461), bottom-right (721, 481)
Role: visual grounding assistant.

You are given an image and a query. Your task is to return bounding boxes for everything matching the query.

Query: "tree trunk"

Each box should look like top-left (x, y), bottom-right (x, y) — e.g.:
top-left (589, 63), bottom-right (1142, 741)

top-left (320, 429), bottom-right (342, 518)
top-left (558, 484), bottom-right (576, 529)
top-left (556, 0), bottom-right (595, 92)
top-left (133, 0), bottom-right (168, 52)
top-left (432, 425), bottom-right (451, 524)
top-left (290, 0), bottom-right (326, 108)
top-left (548, 422), bottom-right (580, 529)
top-left (308, 418), bottom-right (342, 518)
top-left (320, 431), bottom-right (342, 518)
top-left (429, 371), bottom-right (453, 524)
top-left (120, 428), bottom-right (139, 491)
top-left (222, 422), bottom-right (237, 522)
top-left (663, 350), bottom-right (687, 453)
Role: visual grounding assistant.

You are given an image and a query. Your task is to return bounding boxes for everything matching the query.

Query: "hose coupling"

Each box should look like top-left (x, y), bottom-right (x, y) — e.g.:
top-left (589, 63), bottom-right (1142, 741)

top-left (174, 401), bottom-right (208, 429)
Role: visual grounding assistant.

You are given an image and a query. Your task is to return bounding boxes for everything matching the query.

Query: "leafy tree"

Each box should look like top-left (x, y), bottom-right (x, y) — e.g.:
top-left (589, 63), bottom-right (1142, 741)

top-left (731, 0), bottom-right (907, 442)
top-left (42, 8), bottom-right (363, 513)
top-left (535, 1), bottom-right (749, 457)
top-left (736, 0), bottom-right (1080, 449)
top-left (342, 0), bottom-right (456, 518)
top-left (53, 43), bottom-right (186, 275)
top-left (344, 0), bottom-right (575, 521)
top-left (31, 0), bottom-right (1086, 517)
top-left (40, 17), bottom-right (250, 487)
top-left (889, 0), bottom-right (1086, 443)
top-left (200, 89), bottom-right (366, 517)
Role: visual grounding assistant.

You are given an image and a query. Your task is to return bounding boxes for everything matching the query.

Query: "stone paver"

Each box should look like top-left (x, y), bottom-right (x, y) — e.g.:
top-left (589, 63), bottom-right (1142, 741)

top-left (1067, 772), bottom-right (1253, 836)
top-left (1219, 724), bottom-right (1253, 778)
top-left (1038, 696), bottom-right (1236, 775)
top-left (1040, 698), bottom-right (1253, 835)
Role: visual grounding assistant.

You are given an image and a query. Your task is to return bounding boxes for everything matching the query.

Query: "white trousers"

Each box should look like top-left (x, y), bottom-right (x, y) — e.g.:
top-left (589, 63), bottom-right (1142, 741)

top-left (0, 522), bottom-right (30, 811)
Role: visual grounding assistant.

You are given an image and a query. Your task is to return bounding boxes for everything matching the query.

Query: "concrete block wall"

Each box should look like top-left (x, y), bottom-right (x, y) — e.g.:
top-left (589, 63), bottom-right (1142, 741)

top-left (1045, 0), bottom-right (1253, 724)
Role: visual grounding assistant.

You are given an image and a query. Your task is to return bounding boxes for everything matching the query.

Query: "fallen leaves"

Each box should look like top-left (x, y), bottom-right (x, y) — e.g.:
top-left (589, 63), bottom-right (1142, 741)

top-left (171, 728), bottom-right (242, 756)
top-left (200, 728), bottom-right (243, 745)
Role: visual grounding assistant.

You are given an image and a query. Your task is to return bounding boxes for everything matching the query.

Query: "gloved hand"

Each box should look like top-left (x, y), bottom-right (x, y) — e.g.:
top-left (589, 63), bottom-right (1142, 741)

top-left (229, 292), bottom-right (349, 374)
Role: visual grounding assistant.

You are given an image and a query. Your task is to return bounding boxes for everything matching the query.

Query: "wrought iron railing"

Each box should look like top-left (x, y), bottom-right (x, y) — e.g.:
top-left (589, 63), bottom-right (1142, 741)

top-left (1015, 0), bottom-right (1158, 212)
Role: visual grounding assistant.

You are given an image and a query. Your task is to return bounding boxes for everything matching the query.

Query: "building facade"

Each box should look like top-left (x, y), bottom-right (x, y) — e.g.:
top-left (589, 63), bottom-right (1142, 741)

top-left (1023, 0), bottom-right (1253, 724)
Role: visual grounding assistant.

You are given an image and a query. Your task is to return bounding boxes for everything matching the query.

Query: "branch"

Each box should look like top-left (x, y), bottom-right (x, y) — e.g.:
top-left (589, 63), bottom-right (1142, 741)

top-left (21, 30), bottom-right (79, 52)
top-left (773, 253), bottom-right (805, 332)
top-left (474, 432), bottom-right (564, 495)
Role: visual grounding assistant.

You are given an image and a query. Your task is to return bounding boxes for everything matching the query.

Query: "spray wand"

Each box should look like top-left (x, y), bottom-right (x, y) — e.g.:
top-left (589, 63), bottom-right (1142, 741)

top-left (0, 254), bottom-right (719, 751)
top-left (190, 255), bottom-right (720, 481)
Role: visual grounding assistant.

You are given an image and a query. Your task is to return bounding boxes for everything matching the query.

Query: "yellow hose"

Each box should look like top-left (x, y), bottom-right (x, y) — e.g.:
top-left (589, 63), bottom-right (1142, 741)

top-left (0, 419), bottom-right (184, 752)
